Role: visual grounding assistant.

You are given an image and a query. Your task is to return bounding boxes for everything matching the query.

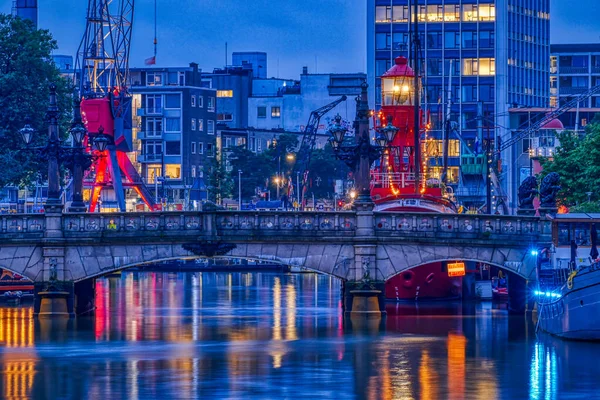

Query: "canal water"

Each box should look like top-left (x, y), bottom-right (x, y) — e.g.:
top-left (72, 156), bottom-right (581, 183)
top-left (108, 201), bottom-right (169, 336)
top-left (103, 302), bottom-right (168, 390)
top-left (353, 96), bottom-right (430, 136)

top-left (1, 271), bottom-right (599, 399)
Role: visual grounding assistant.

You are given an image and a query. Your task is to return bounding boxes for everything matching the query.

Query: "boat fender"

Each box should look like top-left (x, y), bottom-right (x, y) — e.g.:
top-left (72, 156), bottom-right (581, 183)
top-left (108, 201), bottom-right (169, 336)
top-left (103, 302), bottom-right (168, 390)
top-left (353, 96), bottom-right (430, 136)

top-left (567, 270), bottom-right (578, 290)
top-left (402, 271), bottom-right (415, 289)
top-left (425, 273), bottom-right (435, 284)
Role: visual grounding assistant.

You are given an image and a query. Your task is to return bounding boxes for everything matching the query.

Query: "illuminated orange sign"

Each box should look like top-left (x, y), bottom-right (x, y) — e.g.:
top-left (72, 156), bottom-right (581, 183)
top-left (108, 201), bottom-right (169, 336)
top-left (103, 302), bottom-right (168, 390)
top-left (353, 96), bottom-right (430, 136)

top-left (448, 262), bottom-right (466, 277)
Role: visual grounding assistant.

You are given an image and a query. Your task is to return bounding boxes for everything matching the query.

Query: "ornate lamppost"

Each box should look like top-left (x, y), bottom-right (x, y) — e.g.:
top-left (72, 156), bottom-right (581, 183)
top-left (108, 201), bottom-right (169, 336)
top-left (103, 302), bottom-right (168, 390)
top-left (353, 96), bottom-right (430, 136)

top-left (19, 84), bottom-right (105, 213)
top-left (327, 82), bottom-right (399, 209)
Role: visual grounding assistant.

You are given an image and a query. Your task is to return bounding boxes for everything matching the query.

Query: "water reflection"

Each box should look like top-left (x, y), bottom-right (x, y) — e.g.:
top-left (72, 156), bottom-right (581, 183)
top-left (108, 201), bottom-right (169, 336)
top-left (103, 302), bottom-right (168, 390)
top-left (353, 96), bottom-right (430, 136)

top-left (0, 272), bottom-right (599, 399)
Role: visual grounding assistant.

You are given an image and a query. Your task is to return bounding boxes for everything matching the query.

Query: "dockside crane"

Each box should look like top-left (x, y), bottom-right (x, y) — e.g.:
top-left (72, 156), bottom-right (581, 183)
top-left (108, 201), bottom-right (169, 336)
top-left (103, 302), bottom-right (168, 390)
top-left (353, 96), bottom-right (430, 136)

top-left (296, 95), bottom-right (347, 207)
top-left (75, 0), bottom-right (157, 212)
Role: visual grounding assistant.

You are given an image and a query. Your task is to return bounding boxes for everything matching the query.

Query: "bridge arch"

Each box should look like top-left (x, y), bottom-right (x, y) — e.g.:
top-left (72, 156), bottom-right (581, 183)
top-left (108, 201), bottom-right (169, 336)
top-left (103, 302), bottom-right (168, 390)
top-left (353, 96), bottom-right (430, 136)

top-left (376, 243), bottom-right (537, 283)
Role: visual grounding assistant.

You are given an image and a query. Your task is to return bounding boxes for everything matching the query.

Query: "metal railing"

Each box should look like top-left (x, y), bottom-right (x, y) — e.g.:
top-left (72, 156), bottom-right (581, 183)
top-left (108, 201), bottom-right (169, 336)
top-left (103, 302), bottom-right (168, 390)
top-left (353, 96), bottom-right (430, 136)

top-left (371, 172), bottom-right (417, 189)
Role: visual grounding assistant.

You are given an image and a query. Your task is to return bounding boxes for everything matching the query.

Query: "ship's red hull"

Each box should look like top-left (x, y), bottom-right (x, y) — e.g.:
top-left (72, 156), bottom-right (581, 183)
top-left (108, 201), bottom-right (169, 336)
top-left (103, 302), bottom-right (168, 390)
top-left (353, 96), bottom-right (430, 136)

top-left (385, 262), bottom-right (462, 301)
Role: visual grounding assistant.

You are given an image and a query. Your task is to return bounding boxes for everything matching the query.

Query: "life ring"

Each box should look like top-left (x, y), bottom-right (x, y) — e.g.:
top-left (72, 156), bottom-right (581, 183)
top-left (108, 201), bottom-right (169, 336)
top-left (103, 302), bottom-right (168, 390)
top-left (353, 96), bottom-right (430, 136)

top-left (425, 273), bottom-right (435, 284)
top-left (402, 270), bottom-right (415, 288)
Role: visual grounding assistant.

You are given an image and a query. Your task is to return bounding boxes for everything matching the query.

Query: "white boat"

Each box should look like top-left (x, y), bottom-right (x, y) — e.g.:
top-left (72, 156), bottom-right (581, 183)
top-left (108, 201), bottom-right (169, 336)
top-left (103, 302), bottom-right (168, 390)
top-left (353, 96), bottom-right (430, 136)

top-left (536, 213), bottom-right (600, 340)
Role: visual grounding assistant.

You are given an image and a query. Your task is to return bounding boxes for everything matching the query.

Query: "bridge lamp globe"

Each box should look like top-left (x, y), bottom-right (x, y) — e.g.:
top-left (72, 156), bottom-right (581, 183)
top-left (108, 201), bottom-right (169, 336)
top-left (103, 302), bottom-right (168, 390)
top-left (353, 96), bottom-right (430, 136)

top-left (19, 117), bottom-right (35, 145)
top-left (93, 134), bottom-right (110, 152)
top-left (328, 114), bottom-right (347, 146)
top-left (70, 125), bottom-right (87, 146)
top-left (349, 189), bottom-right (357, 200)
top-left (382, 115), bottom-right (399, 143)
top-left (286, 153), bottom-right (295, 162)
top-left (375, 132), bottom-right (388, 148)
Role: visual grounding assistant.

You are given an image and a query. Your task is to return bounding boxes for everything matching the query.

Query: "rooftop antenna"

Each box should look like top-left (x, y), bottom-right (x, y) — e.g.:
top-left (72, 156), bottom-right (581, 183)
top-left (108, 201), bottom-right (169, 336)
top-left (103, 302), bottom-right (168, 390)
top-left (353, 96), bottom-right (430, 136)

top-left (153, 0), bottom-right (157, 59)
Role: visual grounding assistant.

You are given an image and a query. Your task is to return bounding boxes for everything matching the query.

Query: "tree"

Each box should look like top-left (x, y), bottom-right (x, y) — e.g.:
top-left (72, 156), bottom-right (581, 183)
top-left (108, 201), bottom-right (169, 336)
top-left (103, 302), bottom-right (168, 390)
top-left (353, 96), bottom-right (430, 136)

top-left (206, 151), bottom-right (232, 204)
top-left (228, 146), bottom-right (275, 200)
top-left (303, 144), bottom-right (350, 200)
top-left (539, 125), bottom-right (600, 207)
top-left (0, 14), bottom-right (72, 187)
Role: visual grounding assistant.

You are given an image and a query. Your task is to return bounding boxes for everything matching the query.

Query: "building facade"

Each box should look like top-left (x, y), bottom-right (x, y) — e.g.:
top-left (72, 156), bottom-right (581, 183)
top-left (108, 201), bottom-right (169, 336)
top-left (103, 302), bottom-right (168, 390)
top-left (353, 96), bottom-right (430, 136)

top-left (248, 70), bottom-right (366, 137)
top-left (201, 65), bottom-right (254, 129)
top-left (232, 52), bottom-right (268, 79)
top-left (367, 0), bottom-right (550, 211)
top-left (130, 64), bottom-right (216, 206)
top-left (551, 44), bottom-right (600, 111)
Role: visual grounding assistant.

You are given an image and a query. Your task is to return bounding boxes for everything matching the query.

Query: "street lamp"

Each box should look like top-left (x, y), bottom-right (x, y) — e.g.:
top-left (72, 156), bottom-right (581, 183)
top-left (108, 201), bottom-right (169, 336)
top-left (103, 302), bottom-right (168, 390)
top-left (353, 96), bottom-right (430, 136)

top-left (19, 84), bottom-right (98, 213)
top-left (19, 117), bottom-right (35, 146)
top-left (238, 169), bottom-right (243, 210)
top-left (327, 81), bottom-right (385, 206)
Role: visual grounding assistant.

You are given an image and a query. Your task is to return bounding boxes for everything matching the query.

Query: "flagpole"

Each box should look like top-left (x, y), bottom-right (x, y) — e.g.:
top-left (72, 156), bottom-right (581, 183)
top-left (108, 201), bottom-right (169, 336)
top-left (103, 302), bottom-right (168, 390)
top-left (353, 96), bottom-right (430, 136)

top-left (154, 0), bottom-right (157, 58)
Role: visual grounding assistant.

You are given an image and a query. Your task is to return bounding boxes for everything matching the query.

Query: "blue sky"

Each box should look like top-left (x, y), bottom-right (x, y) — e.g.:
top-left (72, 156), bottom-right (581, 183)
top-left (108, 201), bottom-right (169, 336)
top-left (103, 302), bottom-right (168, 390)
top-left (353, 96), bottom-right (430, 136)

top-left (2, 0), bottom-right (600, 78)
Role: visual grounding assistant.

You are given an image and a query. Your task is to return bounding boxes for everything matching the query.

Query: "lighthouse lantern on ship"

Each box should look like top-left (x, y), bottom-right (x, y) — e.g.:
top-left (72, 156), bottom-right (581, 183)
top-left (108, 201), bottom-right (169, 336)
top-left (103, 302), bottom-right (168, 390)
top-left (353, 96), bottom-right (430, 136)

top-left (371, 56), bottom-right (455, 214)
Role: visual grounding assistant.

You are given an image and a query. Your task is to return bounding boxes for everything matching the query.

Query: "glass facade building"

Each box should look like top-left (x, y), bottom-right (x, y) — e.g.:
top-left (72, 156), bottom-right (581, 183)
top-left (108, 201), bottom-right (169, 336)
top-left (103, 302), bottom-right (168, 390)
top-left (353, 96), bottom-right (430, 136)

top-left (367, 0), bottom-right (550, 210)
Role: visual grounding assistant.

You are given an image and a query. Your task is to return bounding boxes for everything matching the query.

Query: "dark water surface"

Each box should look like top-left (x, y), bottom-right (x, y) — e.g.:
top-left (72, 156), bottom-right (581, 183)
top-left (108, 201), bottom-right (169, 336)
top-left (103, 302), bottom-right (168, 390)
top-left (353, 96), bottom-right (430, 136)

top-left (1, 271), bottom-right (599, 399)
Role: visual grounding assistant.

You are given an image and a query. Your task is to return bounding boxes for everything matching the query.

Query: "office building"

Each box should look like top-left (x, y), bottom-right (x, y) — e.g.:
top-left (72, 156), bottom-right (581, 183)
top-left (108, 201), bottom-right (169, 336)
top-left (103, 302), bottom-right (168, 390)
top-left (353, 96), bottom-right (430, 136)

top-left (367, 0), bottom-right (551, 211)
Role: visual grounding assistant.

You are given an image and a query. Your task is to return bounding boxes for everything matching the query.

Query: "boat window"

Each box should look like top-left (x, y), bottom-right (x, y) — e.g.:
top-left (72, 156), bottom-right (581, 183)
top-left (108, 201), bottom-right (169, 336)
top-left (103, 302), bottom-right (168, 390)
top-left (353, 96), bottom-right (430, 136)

top-left (557, 223), bottom-right (570, 245)
top-left (574, 223), bottom-right (590, 246)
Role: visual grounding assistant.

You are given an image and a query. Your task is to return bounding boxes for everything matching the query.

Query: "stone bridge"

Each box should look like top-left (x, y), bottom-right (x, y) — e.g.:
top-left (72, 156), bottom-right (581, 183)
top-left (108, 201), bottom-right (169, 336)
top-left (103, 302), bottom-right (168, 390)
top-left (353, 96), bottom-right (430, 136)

top-left (0, 209), bottom-right (551, 315)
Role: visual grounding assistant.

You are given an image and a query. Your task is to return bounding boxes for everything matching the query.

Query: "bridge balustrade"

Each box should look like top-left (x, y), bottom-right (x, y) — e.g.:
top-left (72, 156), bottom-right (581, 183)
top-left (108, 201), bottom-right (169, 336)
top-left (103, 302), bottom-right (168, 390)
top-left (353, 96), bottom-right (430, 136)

top-left (373, 212), bottom-right (551, 243)
top-left (0, 211), bottom-right (552, 245)
top-left (0, 214), bottom-right (45, 237)
top-left (214, 211), bottom-right (357, 238)
top-left (62, 212), bottom-right (204, 239)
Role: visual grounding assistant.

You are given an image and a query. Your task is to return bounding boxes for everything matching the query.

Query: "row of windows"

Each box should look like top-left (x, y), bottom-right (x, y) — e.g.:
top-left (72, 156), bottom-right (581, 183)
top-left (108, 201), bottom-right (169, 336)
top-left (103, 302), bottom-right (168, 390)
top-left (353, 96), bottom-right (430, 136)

top-left (507, 4), bottom-right (550, 20)
top-left (191, 141), bottom-right (213, 156)
top-left (191, 119), bottom-right (215, 134)
top-left (146, 164), bottom-right (184, 181)
top-left (191, 94), bottom-right (215, 111)
top-left (375, 4), bottom-right (495, 24)
top-left (145, 94), bottom-right (215, 113)
top-left (146, 71), bottom-right (185, 87)
top-left (375, 31), bottom-right (495, 51)
top-left (257, 106), bottom-right (281, 118)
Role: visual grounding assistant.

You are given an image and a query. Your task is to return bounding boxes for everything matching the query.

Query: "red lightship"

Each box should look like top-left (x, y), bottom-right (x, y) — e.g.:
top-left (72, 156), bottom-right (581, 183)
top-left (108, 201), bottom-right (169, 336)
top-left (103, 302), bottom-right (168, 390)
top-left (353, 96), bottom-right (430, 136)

top-left (371, 57), bottom-right (461, 301)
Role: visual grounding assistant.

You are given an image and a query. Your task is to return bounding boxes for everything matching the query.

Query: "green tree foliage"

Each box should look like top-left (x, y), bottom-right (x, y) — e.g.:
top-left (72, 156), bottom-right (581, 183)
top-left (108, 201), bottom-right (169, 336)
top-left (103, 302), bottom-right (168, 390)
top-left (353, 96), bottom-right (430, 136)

top-left (228, 146), bottom-right (275, 200)
top-left (303, 145), bottom-right (350, 200)
top-left (0, 14), bottom-right (72, 187)
top-left (206, 151), bottom-right (232, 204)
top-left (539, 124), bottom-right (600, 207)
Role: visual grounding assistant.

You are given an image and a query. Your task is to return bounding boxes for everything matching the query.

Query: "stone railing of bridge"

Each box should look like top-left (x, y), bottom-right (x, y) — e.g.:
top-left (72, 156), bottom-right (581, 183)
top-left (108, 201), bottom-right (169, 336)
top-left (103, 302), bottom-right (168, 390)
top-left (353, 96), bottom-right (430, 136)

top-left (0, 211), bottom-right (552, 245)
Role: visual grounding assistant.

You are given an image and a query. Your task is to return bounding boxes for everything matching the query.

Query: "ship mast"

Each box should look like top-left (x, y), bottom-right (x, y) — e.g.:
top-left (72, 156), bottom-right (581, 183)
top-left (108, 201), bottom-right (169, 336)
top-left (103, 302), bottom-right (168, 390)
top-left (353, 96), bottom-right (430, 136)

top-left (412, 0), bottom-right (420, 193)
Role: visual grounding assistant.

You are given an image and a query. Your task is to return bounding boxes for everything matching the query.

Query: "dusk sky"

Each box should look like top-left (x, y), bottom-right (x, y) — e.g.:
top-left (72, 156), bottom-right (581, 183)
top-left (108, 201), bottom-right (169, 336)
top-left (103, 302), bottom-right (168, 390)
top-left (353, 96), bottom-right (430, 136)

top-left (3, 0), bottom-right (600, 78)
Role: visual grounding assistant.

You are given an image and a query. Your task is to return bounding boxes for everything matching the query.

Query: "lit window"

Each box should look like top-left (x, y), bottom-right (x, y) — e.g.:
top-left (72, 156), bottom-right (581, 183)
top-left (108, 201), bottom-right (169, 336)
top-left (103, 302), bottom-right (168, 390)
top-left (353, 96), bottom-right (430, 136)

top-left (462, 4), bottom-right (478, 21)
top-left (198, 119), bottom-right (204, 132)
top-left (375, 6), bottom-right (391, 23)
top-left (217, 90), bottom-right (233, 98)
top-left (462, 58), bottom-right (495, 76)
top-left (164, 164), bottom-right (181, 179)
top-left (271, 107), bottom-right (281, 118)
top-left (478, 4), bottom-right (495, 21)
